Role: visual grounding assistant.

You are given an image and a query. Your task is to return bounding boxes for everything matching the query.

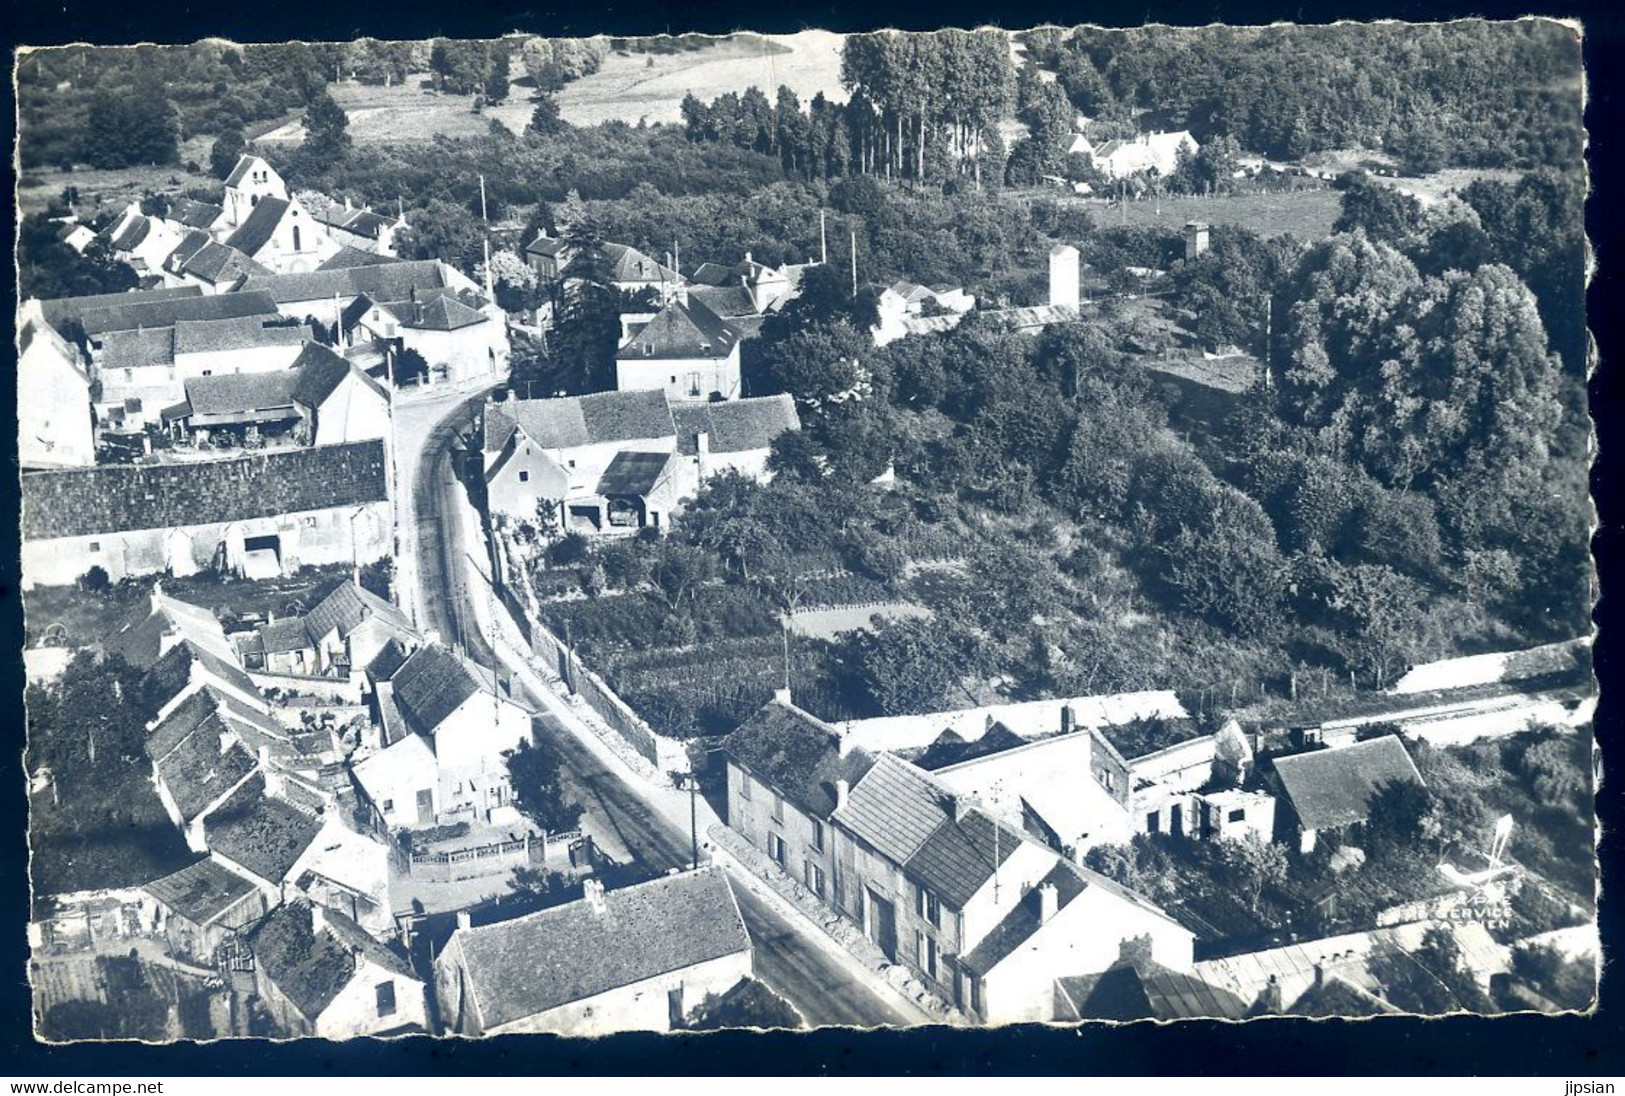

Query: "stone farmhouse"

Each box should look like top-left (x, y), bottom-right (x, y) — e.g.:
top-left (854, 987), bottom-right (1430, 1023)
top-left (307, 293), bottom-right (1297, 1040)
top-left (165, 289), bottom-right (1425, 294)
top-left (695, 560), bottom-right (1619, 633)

top-left (615, 296), bottom-right (744, 402)
top-left (17, 300), bottom-right (95, 470)
top-left (1267, 734), bottom-right (1426, 854)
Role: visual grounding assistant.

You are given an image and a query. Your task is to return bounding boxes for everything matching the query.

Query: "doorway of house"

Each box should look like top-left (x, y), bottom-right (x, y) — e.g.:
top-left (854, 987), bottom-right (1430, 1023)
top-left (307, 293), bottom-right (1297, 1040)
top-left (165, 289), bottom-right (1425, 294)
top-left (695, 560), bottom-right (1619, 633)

top-left (866, 888), bottom-right (898, 961)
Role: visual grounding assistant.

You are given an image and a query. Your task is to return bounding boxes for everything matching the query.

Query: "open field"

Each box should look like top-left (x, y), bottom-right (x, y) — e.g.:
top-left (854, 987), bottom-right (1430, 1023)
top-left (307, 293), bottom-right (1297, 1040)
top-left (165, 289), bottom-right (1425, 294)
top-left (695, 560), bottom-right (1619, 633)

top-left (257, 74), bottom-right (537, 144)
top-left (1085, 187), bottom-right (1344, 240)
top-left (557, 31), bottom-right (846, 127)
top-left (16, 159), bottom-right (216, 218)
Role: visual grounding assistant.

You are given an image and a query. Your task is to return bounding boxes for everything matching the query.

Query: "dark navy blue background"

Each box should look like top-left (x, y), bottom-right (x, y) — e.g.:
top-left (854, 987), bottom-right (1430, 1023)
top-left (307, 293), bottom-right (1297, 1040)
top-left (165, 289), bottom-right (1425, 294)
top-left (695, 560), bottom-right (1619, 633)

top-left (2, 0), bottom-right (1621, 1074)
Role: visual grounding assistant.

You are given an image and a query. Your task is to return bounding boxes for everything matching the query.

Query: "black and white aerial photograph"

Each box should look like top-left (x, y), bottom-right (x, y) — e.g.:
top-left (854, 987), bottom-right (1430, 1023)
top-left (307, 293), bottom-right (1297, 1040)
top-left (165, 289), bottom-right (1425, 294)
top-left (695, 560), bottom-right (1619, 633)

top-left (13, 15), bottom-right (1598, 1046)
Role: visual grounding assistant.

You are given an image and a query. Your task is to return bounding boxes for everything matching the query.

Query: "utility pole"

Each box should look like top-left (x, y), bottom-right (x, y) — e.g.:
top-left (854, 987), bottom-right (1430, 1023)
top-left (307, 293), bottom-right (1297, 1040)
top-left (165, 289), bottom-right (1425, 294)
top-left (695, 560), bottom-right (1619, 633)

top-left (850, 229), bottom-right (858, 297)
top-left (820, 209), bottom-right (828, 265)
top-left (689, 775), bottom-right (699, 871)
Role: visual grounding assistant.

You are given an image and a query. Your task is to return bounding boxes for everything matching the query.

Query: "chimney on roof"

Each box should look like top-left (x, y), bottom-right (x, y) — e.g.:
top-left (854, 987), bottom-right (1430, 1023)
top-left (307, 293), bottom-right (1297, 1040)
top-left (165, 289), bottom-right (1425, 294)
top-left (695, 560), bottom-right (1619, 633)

top-left (310, 903), bottom-right (327, 935)
top-left (835, 778), bottom-right (850, 811)
top-left (583, 877), bottom-right (607, 914)
top-left (455, 909), bottom-right (473, 932)
top-left (950, 795), bottom-right (972, 822)
top-left (1038, 882), bottom-right (1059, 925)
top-left (1312, 959), bottom-right (1325, 988)
top-left (150, 580), bottom-right (164, 612)
top-left (695, 431), bottom-right (710, 474)
top-left (1060, 704), bottom-right (1075, 736)
top-left (772, 685), bottom-right (792, 706)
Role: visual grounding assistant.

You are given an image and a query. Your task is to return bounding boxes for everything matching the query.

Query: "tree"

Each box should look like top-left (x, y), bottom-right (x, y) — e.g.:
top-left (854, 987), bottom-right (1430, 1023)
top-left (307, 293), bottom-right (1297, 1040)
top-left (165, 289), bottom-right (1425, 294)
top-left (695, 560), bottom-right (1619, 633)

top-left (18, 213), bottom-right (138, 300)
top-left (301, 90), bottom-right (352, 168)
top-left (83, 78), bottom-right (178, 168)
top-left (1218, 833), bottom-right (1289, 912)
top-left (484, 45), bottom-right (511, 104)
top-left (527, 93), bottom-right (566, 138)
top-left (1333, 175), bottom-right (1424, 246)
top-left (209, 126), bottom-right (247, 179)
top-left (505, 739), bottom-right (580, 834)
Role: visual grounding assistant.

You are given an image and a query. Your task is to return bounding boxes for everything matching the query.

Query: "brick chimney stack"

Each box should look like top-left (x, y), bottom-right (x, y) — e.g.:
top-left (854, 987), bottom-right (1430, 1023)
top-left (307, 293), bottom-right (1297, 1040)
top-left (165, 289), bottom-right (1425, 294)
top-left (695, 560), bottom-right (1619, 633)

top-left (1038, 882), bottom-right (1059, 925)
top-left (584, 877), bottom-right (606, 914)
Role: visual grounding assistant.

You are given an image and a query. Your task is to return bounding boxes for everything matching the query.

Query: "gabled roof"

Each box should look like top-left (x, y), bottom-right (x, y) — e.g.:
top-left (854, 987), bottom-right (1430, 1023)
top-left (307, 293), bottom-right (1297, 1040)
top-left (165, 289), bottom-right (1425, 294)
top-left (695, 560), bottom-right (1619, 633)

top-left (670, 394), bottom-right (799, 456)
top-left (524, 233), bottom-right (570, 258)
top-left (148, 707), bottom-right (260, 823)
top-left (616, 297), bottom-right (739, 362)
top-left (247, 900), bottom-right (363, 1022)
top-left (318, 246), bottom-right (404, 271)
top-left (225, 154), bottom-right (276, 189)
top-left (384, 294), bottom-right (486, 331)
top-left (168, 198), bottom-right (225, 231)
top-left (36, 286), bottom-right (202, 335)
top-left (1272, 736), bottom-right (1425, 832)
top-left (595, 450), bottom-right (675, 498)
top-left (366, 638), bottom-right (410, 685)
top-left (687, 284), bottom-right (758, 320)
top-left (203, 776), bottom-right (324, 885)
top-left (569, 242), bottom-right (678, 286)
top-left (104, 591), bottom-right (234, 670)
top-left (484, 389), bottom-right (674, 453)
top-left (180, 371), bottom-right (301, 421)
top-left (180, 241), bottom-right (269, 285)
top-left (76, 291), bottom-right (280, 338)
top-left (445, 867), bottom-right (749, 1030)
top-left (109, 215), bottom-right (154, 253)
top-left (724, 697), bottom-right (874, 819)
top-left (257, 616), bottom-right (314, 654)
top-left (288, 341), bottom-right (389, 409)
top-left (99, 326), bottom-right (177, 369)
top-left (302, 580), bottom-right (413, 645)
top-left (389, 645), bottom-right (481, 738)
top-left (239, 260), bottom-right (454, 306)
top-left (224, 197), bottom-right (292, 258)
top-left (145, 639), bottom-right (261, 711)
top-left (22, 439), bottom-right (389, 541)
top-left (143, 859), bottom-right (260, 926)
top-left (1055, 960), bottom-right (1250, 1021)
top-left (165, 229), bottom-right (213, 272)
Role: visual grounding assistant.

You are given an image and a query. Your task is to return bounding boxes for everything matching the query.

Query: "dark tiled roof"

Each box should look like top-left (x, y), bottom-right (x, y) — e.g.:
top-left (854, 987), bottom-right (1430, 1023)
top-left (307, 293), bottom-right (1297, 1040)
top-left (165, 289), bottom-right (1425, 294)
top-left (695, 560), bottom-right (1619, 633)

top-left (912, 723), bottom-right (1028, 771)
top-left (182, 371), bottom-right (301, 419)
top-left (448, 868), bottom-right (749, 1029)
top-left (1272, 736), bottom-right (1425, 832)
top-left (568, 242), bottom-right (677, 285)
top-left (99, 326), bottom-right (177, 369)
top-left (165, 229), bottom-right (213, 271)
top-left (615, 298), bottom-right (739, 362)
top-left (960, 861), bottom-right (1088, 975)
top-left (366, 639), bottom-right (409, 685)
top-left (318, 246), bottom-right (404, 271)
top-left (670, 394), bottom-right (799, 455)
top-left (37, 286), bottom-right (201, 334)
top-left (224, 197), bottom-right (291, 257)
top-left (22, 440), bottom-right (389, 541)
top-left (182, 241), bottom-right (270, 285)
top-left (144, 640), bottom-right (261, 712)
top-left (247, 900), bottom-right (359, 1022)
top-left (257, 616), bottom-right (314, 654)
top-left (524, 233), bottom-right (569, 258)
top-left (833, 754), bottom-right (953, 867)
top-left (1055, 960), bottom-right (1250, 1021)
top-left (390, 645), bottom-right (480, 738)
top-left (595, 451), bottom-right (674, 498)
top-left (143, 859), bottom-right (259, 925)
top-left (485, 389), bottom-right (674, 453)
top-left (77, 291), bottom-right (280, 337)
top-left (288, 342), bottom-right (350, 407)
top-left (239, 260), bottom-right (452, 306)
top-left (204, 777), bottom-right (323, 884)
top-left (303, 580), bottom-right (412, 645)
top-left (148, 687), bottom-right (234, 763)
top-left (149, 708), bottom-right (260, 823)
top-left (169, 198), bottom-right (225, 231)
top-left (724, 698), bottom-right (874, 819)
top-left (385, 294), bottom-right (486, 331)
top-left (102, 593), bottom-right (229, 669)
top-left (906, 804), bottom-right (1024, 910)
top-left (110, 215), bottom-right (153, 253)
top-left (687, 284), bottom-right (757, 318)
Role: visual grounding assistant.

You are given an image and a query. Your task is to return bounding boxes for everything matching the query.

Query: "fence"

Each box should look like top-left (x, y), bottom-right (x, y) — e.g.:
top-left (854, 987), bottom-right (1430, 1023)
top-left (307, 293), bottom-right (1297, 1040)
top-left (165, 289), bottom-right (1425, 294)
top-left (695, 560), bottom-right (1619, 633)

top-left (405, 833), bottom-right (546, 883)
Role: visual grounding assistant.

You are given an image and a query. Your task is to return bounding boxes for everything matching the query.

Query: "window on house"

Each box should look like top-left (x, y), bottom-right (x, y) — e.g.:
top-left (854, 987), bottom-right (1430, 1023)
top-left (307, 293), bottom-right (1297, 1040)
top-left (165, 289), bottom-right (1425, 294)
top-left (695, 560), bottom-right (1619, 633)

top-left (518, 470), bottom-right (530, 483)
top-left (375, 981), bottom-right (396, 1017)
top-left (915, 885), bottom-right (941, 928)
top-left (804, 861), bottom-right (825, 899)
top-left (88, 542), bottom-right (101, 553)
top-left (1228, 808), bottom-right (1247, 823)
top-left (382, 799), bottom-right (394, 812)
top-left (767, 832), bottom-right (786, 867)
top-left (771, 794), bottom-right (784, 824)
top-left (1146, 811), bottom-right (1160, 833)
top-left (737, 773), bottom-right (751, 801)
top-left (292, 226), bottom-right (302, 252)
top-left (567, 460), bottom-right (576, 469)
top-left (969, 975), bottom-right (983, 1015)
top-left (810, 818), bottom-right (824, 853)
top-left (1101, 769), bottom-right (1116, 792)
top-left (917, 931), bottom-right (939, 981)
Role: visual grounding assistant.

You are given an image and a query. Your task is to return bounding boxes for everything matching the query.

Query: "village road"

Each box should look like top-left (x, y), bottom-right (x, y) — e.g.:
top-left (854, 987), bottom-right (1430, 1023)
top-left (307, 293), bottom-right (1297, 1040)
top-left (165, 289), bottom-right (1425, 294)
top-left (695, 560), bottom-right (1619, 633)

top-left (405, 397), bottom-right (916, 1030)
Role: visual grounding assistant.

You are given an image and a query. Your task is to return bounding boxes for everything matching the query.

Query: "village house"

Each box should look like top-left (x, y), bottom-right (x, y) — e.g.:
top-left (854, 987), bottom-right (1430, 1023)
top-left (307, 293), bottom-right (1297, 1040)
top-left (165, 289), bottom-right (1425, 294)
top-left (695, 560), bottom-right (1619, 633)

top-left (616, 296), bottom-right (743, 401)
top-left (160, 197), bottom-right (229, 241)
top-left (686, 252), bottom-right (819, 336)
top-left (433, 868), bottom-right (753, 1037)
top-left (221, 155), bottom-right (289, 230)
top-left (202, 777), bottom-right (327, 894)
top-left (723, 692), bottom-right (876, 903)
top-left (160, 230), bottom-right (269, 295)
top-left (870, 280), bottom-right (977, 347)
top-left (567, 242), bottom-right (683, 299)
top-left (144, 680), bottom-right (266, 844)
top-left (238, 260), bottom-right (508, 385)
top-left (239, 579), bottom-right (415, 681)
top-left (1267, 735), bottom-right (1427, 854)
top-left (142, 858), bottom-right (269, 965)
top-left (20, 439), bottom-right (392, 588)
top-left (289, 342), bottom-right (393, 446)
top-left (1072, 130), bottom-right (1199, 180)
top-left (223, 195), bottom-right (341, 276)
top-left (1053, 958), bottom-right (1252, 1022)
top-left (830, 754), bottom-right (1193, 1024)
top-left (483, 389), bottom-right (799, 534)
top-left (831, 690), bottom-right (1189, 756)
top-left (283, 816), bottom-right (396, 936)
top-left (55, 217), bottom-right (98, 254)
top-left (17, 300), bottom-right (95, 470)
top-left (522, 231), bottom-right (575, 281)
top-left (352, 644), bottom-right (531, 829)
top-left (246, 899), bottom-right (427, 1038)
top-left (300, 193), bottom-right (407, 256)
top-left (97, 204), bottom-right (186, 277)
